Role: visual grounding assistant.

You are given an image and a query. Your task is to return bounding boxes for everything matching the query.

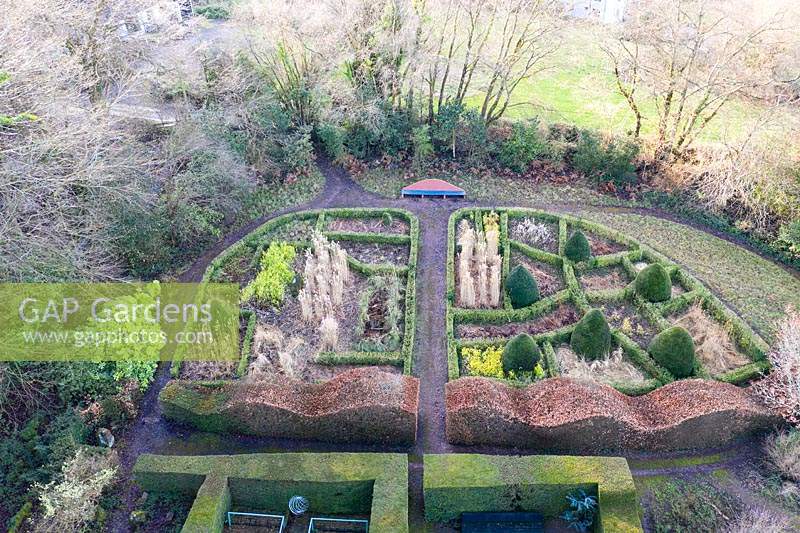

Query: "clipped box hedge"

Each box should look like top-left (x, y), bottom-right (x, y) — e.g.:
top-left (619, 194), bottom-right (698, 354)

top-left (134, 452), bottom-right (409, 533)
top-left (423, 454), bottom-right (643, 533)
top-left (447, 207), bottom-right (770, 391)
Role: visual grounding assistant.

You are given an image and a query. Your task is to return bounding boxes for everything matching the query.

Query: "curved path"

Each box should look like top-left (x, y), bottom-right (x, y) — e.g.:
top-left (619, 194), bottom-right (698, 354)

top-left (108, 158), bottom-right (792, 531)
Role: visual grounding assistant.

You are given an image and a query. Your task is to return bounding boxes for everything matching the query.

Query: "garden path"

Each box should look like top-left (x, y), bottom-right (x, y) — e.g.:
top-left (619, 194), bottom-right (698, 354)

top-left (108, 158), bottom-right (795, 532)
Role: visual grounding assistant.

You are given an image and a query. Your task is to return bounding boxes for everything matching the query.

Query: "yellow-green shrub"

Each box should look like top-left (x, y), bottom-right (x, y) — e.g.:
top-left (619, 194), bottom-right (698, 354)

top-left (241, 242), bottom-right (296, 306)
top-left (463, 345), bottom-right (504, 378)
top-left (483, 211), bottom-right (500, 233)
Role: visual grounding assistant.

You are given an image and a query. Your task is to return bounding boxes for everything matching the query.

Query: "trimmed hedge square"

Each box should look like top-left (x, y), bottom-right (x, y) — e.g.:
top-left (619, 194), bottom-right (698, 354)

top-left (423, 454), bottom-right (643, 533)
top-left (134, 452), bottom-right (409, 533)
top-left (447, 207), bottom-right (770, 391)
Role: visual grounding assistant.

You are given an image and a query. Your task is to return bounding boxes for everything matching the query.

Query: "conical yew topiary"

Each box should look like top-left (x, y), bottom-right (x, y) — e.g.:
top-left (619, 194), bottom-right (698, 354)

top-left (635, 263), bottom-right (672, 303)
top-left (502, 333), bottom-right (541, 374)
top-left (565, 230), bottom-right (591, 262)
top-left (648, 326), bottom-right (696, 378)
top-left (506, 265), bottom-right (540, 309)
top-left (570, 309), bottom-right (611, 360)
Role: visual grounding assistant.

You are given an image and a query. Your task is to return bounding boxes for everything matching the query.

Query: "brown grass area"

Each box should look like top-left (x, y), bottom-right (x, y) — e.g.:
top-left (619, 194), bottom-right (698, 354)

top-left (557, 345), bottom-right (648, 386)
top-left (580, 265), bottom-right (631, 291)
top-left (674, 305), bottom-right (750, 376)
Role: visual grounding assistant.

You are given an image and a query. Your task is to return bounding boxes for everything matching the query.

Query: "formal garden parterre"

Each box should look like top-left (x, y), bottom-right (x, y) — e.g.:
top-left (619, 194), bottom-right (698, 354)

top-left (445, 207), bottom-right (780, 451)
top-left (162, 208), bottom-right (421, 445)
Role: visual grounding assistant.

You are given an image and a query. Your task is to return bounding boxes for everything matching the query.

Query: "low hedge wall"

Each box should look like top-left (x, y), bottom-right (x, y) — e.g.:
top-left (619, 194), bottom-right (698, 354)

top-left (159, 368), bottom-right (419, 445)
top-left (423, 454), bottom-right (643, 532)
top-left (447, 207), bottom-right (770, 391)
top-left (134, 452), bottom-right (409, 533)
top-left (445, 377), bottom-right (781, 452)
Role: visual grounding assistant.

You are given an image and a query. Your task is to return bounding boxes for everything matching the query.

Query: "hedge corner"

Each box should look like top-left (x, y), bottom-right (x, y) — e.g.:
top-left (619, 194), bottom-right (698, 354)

top-left (422, 454), bottom-right (643, 533)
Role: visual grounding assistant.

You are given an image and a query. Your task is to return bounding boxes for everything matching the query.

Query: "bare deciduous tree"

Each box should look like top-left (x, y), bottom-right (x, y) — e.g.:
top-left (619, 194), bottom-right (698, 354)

top-left (420, 0), bottom-right (561, 124)
top-left (0, 0), bottom-right (156, 281)
top-left (605, 0), bottom-right (782, 160)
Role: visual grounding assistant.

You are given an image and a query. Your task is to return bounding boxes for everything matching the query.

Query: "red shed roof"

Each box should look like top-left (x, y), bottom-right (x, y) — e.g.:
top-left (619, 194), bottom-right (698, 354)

top-left (402, 178), bottom-right (465, 195)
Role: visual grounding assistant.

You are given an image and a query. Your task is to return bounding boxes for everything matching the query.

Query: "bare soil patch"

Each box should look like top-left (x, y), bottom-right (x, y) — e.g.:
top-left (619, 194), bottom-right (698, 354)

top-left (456, 303), bottom-right (580, 339)
top-left (339, 240), bottom-right (409, 266)
top-left (579, 228), bottom-right (628, 255)
top-left (327, 216), bottom-right (408, 235)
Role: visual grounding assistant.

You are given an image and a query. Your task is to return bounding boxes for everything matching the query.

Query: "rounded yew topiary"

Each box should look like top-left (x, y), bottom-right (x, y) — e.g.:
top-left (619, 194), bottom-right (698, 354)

top-left (570, 309), bottom-right (611, 360)
top-left (635, 263), bottom-right (672, 303)
top-left (565, 230), bottom-right (591, 262)
top-left (506, 265), bottom-right (540, 309)
top-left (502, 333), bottom-right (541, 374)
top-left (648, 326), bottom-right (696, 378)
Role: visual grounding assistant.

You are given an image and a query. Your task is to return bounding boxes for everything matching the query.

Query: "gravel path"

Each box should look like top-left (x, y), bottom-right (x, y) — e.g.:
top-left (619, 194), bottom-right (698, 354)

top-left (107, 158), bottom-right (792, 532)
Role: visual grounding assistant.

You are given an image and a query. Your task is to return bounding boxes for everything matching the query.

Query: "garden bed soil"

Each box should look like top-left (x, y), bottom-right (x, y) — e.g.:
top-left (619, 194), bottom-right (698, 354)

top-left (509, 217), bottom-right (559, 254)
top-left (556, 344), bottom-right (648, 387)
top-left (600, 302), bottom-right (658, 348)
top-left (579, 265), bottom-right (632, 292)
top-left (245, 272), bottom-right (400, 383)
top-left (580, 229), bottom-right (629, 256)
top-left (327, 216), bottom-right (409, 235)
top-left (672, 305), bottom-right (751, 376)
top-left (456, 303), bottom-right (580, 339)
top-left (259, 218), bottom-right (316, 244)
top-left (339, 240), bottom-right (409, 266)
top-left (179, 313), bottom-right (253, 380)
top-left (511, 253), bottom-right (565, 297)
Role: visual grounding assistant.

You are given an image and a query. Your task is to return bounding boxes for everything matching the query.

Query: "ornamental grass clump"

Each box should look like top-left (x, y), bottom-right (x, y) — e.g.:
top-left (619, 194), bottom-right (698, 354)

top-left (506, 264), bottom-right (540, 308)
top-left (648, 326), bottom-right (696, 378)
top-left (634, 263), bottom-right (672, 302)
top-left (570, 309), bottom-right (611, 360)
top-left (457, 218), bottom-right (501, 308)
top-left (319, 316), bottom-right (339, 351)
top-left (502, 333), bottom-right (541, 374)
top-left (241, 241), bottom-right (296, 307)
top-left (298, 233), bottom-right (349, 323)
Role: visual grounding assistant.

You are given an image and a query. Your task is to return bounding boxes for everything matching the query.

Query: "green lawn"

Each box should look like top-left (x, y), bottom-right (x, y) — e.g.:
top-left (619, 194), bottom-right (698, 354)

top-left (575, 209), bottom-right (800, 341)
top-left (355, 165), bottom-right (624, 206)
top-left (466, 23), bottom-right (794, 142)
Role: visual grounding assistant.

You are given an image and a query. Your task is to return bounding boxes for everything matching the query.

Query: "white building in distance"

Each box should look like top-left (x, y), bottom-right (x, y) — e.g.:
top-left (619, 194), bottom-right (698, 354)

top-left (563, 0), bottom-right (629, 24)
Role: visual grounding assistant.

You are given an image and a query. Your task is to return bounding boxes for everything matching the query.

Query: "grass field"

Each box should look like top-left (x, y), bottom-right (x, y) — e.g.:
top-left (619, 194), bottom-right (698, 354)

top-left (354, 165), bottom-right (625, 206)
top-left (467, 23), bottom-right (797, 142)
